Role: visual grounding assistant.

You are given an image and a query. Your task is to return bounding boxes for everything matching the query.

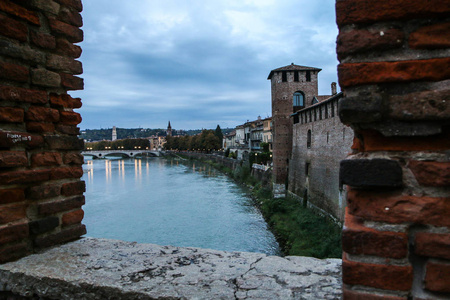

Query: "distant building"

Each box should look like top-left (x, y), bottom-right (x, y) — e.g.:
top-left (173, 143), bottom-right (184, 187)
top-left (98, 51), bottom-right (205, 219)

top-left (112, 126), bottom-right (117, 141)
top-left (167, 121), bottom-right (172, 137)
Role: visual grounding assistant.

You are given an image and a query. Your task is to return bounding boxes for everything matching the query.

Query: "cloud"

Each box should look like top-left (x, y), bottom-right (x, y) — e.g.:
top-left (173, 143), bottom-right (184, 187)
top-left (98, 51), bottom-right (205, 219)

top-left (72, 0), bottom-right (339, 130)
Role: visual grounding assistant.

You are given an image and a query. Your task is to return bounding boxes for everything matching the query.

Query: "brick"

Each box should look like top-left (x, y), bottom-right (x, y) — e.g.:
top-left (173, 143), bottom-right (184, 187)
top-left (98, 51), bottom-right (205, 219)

top-left (0, 14), bottom-right (27, 42)
top-left (49, 17), bottom-right (83, 43)
top-left (38, 195), bottom-right (84, 215)
top-left (27, 184), bottom-right (61, 200)
top-left (63, 152), bottom-right (83, 165)
top-left (0, 86), bottom-right (48, 104)
top-left (0, 242), bottom-right (29, 264)
top-left (347, 188), bottom-right (450, 227)
top-left (0, 222), bottom-right (29, 244)
top-left (34, 224), bottom-right (85, 248)
top-left (0, 61), bottom-right (29, 83)
top-left (56, 124), bottom-right (80, 135)
top-left (30, 0), bottom-right (60, 15)
top-left (0, 131), bottom-right (44, 148)
top-left (408, 161), bottom-right (450, 187)
top-left (0, 107), bottom-right (24, 123)
top-left (58, 6), bottom-right (82, 27)
top-left (0, 169), bottom-right (50, 185)
top-left (25, 106), bottom-right (60, 122)
top-left (49, 166), bottom-right (83, 180)
top-left (26, 122), bottom-right (55, 133)
top-left (409, 22), bottom-right (450, 49)
top-left (0, 204), bottom-right (27, 224)
top-left (356, 130), bottom-right (450, 152)
top-left (47, 54), bottom-right (82, 74)
top-left (60, 73), bottom-right (84, 90)
top-left (343, 210), bottom-right (408, 258)
top-left (50, 93), bottom-right (82, 108)
top-left (338, 58), bottom-right (450, 88)
top-left (415, 232), bottom-right (450, 260)
top-left (0, 151), bottom-right (28, 168)
top-left (0, 39), bottom-right (46, 64)
top-left (340, 159), bottom-right (402, 188)
top-left (388, 88), bottom-right (450, 121)
top-left (45, 135), bottom-right (83, 150)
top-left (28, 217), bottom-right (59, 235)
top-left (31, 152), bottom-right (63, 167)
top-left (339, 94), bottom-right (383, 124)
top-left (31, 68), bottom-right (61, 88)
top-left (61, 180), bottom-right (85, 196)
top-left (336, 0), bottom-right (450, 26)
top-left (30, 30), bottom-right (56, 50)
top-left (0, 189), bottom-right (25, 204)
top-left (424, 261), bottom-right (450, 293)
top-left (337, 28), bottom-right (404, 60)
top-left (62, 208), bottom-right (84, 226)
top-left (54, 0), bottom-right (82, 12)
top-left (0, 0), bottom-right (40, 25)
top-left (60, 111), bottom-right (82, 125)
top-left (55, 38), bottom-right (82, 58)
top-left (342, 255), bottom-right (413, 291)
top-left (343, 287), bottom-right (406, 300)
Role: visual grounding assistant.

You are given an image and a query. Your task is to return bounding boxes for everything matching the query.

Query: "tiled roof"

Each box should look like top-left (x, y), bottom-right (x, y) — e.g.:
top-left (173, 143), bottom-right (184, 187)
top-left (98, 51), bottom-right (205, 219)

top-left (268, 63), bottom-right (322, 79)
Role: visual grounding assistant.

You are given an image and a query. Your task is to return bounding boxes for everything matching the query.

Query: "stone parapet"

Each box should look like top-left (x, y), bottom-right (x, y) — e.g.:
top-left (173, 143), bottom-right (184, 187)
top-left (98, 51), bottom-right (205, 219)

top-left (0, 238), bottom-right (342, 299)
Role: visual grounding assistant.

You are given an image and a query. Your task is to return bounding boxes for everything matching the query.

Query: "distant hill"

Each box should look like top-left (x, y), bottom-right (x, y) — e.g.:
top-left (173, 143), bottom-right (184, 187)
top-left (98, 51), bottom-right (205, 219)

top-left (80, 127), bottom-right (235, 142)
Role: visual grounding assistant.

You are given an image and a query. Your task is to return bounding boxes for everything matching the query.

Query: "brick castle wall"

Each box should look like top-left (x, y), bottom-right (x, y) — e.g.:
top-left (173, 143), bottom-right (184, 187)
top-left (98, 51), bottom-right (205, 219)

top-left (0, 0), bottom-right (85, 263)
top-left (289, 95), bottom-right (353, 221)
top-left (336, 0), bottom-right (450, 298)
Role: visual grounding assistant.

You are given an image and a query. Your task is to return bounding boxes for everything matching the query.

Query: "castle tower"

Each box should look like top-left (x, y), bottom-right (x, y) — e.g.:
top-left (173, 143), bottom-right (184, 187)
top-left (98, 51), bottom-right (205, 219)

top-left (268, 63), bottom-right (321, 197)
top-left (167, 121), bottom-right (172, 137)
top-left (112, 126), bottom-right (117, 141)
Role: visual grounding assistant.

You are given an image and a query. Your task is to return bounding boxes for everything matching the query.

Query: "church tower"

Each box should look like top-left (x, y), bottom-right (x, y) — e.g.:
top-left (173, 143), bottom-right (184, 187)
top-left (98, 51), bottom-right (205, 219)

top-left (112, 126), bottom-right (117, 141)
top-left (268, 63), bottom-right (321, 197)
top-left (167, 121), bottom-right (172, 137)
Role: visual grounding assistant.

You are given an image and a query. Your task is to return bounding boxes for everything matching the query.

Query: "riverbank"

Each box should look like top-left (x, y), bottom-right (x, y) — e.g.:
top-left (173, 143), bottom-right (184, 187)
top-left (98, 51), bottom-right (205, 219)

top-left (172, 152), bottom-right (342, 259)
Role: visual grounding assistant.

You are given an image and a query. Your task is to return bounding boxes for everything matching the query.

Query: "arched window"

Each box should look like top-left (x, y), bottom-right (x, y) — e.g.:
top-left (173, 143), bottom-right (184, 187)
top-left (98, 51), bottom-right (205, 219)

top-left (307, 129), bottom-right (311, 148)
top-left (293, 91), bottom-right (304, 107)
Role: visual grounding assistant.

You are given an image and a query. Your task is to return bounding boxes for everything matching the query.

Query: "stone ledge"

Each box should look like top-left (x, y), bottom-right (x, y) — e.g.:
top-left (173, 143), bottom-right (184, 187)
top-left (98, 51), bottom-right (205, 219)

top-left (0, 238), bottom-right (342, 299)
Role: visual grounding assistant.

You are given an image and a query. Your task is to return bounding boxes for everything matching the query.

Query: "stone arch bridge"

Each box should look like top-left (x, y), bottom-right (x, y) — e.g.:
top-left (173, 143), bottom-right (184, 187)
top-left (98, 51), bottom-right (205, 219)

top-left (81, 150), bottom-right (161, 158)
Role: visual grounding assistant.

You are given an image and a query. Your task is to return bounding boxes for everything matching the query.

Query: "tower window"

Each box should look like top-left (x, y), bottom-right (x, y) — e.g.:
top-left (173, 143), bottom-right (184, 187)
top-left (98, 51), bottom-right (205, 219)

top-left (293, 91), bottom-right (304, 107)
top-left (307, 130), bottom-right (312, 148)
top-left (282, 71), bottom-right (287, 82)
top-left (294, 72), bottom-right (299, 82)
top-left (306, 70), bottom-right (311, 82)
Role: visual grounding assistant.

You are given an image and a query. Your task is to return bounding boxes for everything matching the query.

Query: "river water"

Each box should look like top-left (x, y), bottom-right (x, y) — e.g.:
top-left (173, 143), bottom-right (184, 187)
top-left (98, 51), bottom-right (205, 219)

top-left (82, 157), bottom-right (280, 256)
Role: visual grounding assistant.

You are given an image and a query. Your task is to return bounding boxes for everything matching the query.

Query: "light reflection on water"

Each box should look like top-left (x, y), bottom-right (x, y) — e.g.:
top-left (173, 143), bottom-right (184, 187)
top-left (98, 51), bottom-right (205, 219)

top-left (82, 157), bottom-right (281, 256)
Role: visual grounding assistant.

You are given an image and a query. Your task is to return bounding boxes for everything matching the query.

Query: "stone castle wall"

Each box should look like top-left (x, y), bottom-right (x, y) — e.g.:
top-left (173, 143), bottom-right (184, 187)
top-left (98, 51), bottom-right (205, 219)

top-left (0, 0), bottom-right (85, 263)
top-left (336, 0), bottom-right (450, 298)
top-left (289, 95), bottom-right (353, 222)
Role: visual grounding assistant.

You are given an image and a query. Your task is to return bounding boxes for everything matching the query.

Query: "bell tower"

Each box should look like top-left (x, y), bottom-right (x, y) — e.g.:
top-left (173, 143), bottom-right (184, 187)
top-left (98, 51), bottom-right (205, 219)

top-left (268, 63), bottom-right (321, 197)
top-left (167, 121), bottom-right (172, 137)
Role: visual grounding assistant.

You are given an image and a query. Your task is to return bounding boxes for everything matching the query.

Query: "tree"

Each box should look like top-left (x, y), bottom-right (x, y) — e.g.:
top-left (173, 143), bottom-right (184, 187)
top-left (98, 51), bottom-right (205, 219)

top-left (214, 125), bottom-right (223, 144)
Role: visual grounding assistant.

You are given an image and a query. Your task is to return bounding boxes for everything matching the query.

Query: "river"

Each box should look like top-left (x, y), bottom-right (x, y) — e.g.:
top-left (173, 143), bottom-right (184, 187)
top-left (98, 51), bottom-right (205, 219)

top-left (82, 157), bottom-right (281, 256)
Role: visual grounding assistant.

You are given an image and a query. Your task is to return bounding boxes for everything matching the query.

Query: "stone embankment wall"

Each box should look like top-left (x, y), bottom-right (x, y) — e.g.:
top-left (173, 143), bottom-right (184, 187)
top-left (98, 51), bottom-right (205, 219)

top-left (0, 0), bottom-right (85, 263)
top-left (336, 0), bottom-right (450, 299)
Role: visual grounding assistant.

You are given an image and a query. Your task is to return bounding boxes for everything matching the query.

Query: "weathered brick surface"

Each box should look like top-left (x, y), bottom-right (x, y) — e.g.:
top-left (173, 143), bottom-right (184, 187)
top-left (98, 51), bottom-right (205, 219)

top-left (0, 107), bottom-right (24, 123)
top-left (415, 232), bottom-right (450, 260)
top-left (34, 224), bottom-right (86, 248)
top-left (340, 159), bottom-right (402, 188)
top-left (342, 256), bottom-right (413, 291)
top-left (408, 161), bottom-right (450, 187)
top-left (424, 262), bottom-right (450, 293)
top-left (409, 22), bottom-right (450, 49)
top-left (343, 288), bottom-right (406, 300)
top-left (0, 151), bottom-right (28, 168)
top-left (0, 0), bottom-right (85, 264)
top-left (62, 209), bottom-right (84, 226)
top-left (0, 189), bottom-right (25, 205)
top-left (342, 210), bottom-right (408, 259)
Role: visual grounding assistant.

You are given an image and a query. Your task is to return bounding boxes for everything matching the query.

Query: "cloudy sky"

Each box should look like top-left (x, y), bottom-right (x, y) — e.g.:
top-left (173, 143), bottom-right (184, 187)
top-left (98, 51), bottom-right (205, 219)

top-left (72, 0), bottom-right (339, 130)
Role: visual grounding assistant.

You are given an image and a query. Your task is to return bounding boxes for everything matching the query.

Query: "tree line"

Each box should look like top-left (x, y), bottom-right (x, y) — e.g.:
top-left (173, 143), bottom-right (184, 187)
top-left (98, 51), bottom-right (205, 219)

top-left (165, 126), bottom-right (223, 151)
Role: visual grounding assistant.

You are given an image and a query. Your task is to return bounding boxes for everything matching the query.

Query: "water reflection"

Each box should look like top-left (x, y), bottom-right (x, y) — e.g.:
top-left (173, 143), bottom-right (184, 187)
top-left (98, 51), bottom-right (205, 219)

top-left (82, 157), bottom-right (281, 256)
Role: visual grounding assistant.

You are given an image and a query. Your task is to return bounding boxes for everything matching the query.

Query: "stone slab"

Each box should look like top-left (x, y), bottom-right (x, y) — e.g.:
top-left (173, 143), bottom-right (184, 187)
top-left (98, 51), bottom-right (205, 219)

top-left (0, 238), bottom-right (342, 299)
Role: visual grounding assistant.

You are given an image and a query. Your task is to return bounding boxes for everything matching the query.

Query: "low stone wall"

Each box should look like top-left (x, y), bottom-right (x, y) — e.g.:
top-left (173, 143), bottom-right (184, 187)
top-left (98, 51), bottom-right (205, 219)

top-left (0, 238), bottom-right (342, 299)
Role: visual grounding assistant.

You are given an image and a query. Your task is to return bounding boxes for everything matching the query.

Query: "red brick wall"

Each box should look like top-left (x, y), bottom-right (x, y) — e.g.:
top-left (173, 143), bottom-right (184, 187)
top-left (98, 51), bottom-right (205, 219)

top-left (0, 0), bottom-right (85, 263)
top-left (337, 0), bottom-right (450, 298)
